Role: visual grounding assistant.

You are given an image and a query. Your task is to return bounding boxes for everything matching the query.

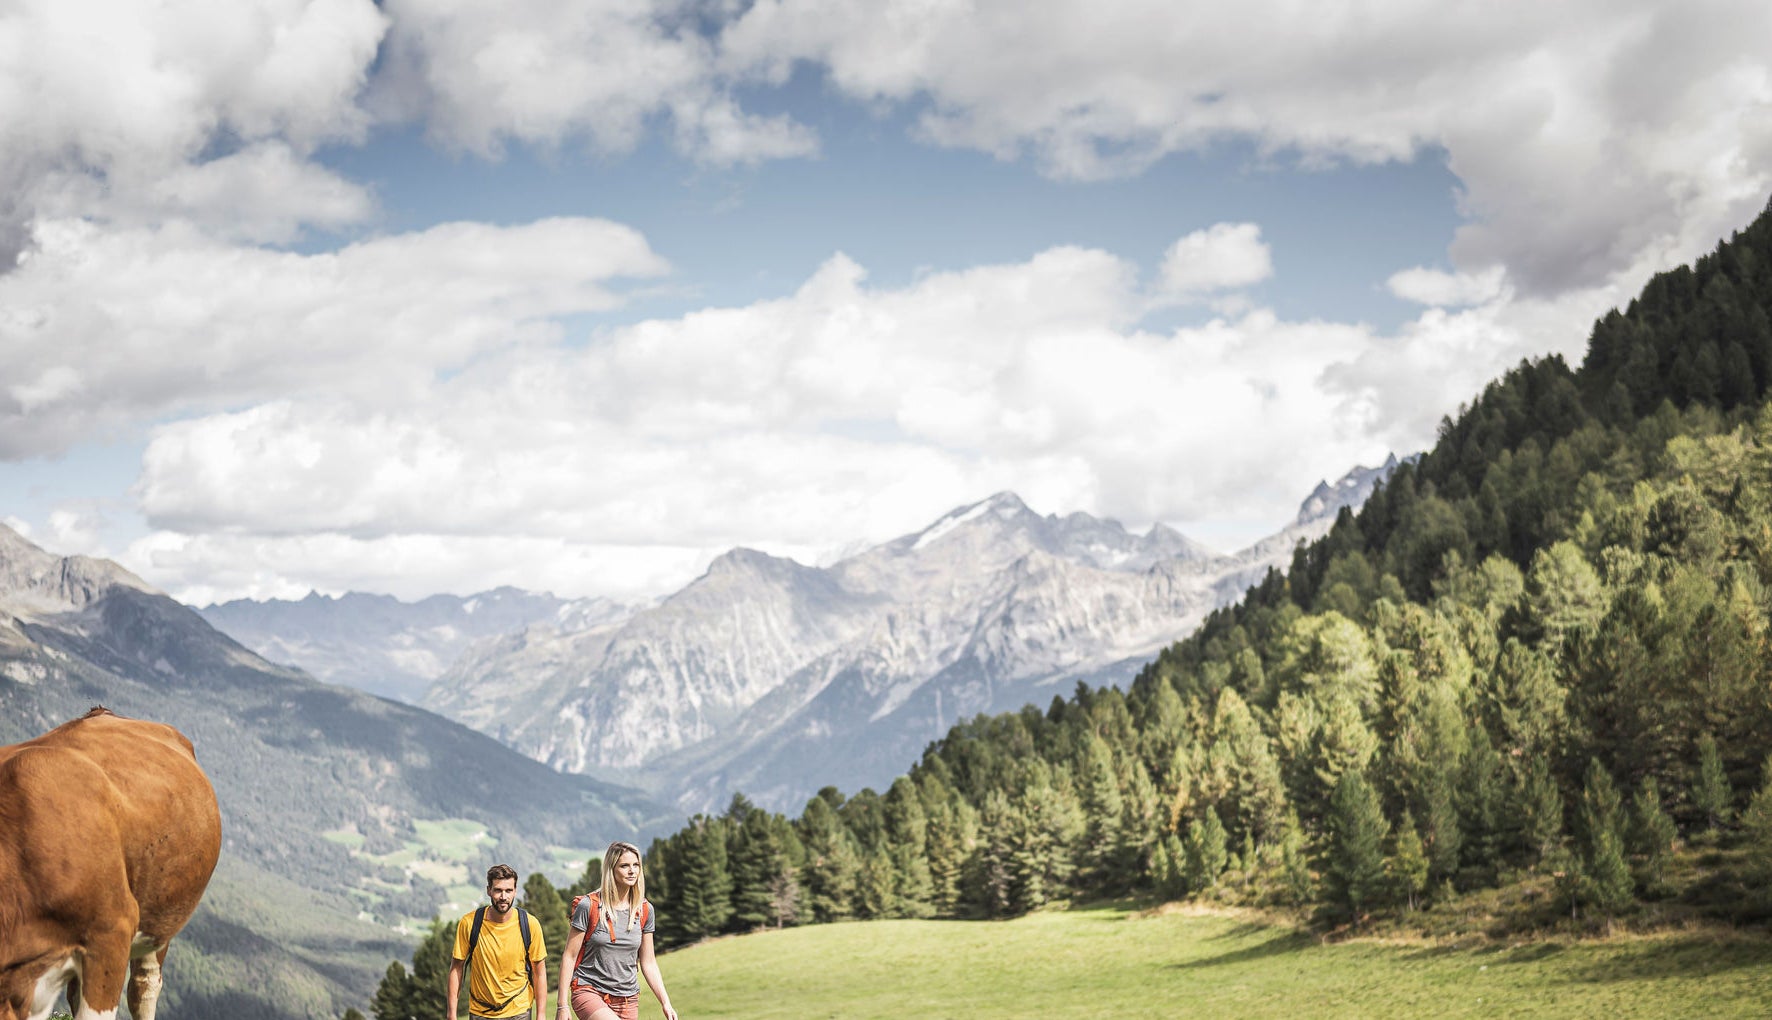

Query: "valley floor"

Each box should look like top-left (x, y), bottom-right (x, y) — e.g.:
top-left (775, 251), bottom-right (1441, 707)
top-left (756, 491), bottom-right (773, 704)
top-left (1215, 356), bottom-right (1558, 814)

top-left (647, 906), bottom-right (1772, 1019)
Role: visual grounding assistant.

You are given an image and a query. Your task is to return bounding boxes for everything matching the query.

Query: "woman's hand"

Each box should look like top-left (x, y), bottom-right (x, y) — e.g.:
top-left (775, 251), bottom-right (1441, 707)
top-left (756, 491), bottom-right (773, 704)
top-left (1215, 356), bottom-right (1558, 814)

top-left (661, 1007), bottom-right (678, 1020)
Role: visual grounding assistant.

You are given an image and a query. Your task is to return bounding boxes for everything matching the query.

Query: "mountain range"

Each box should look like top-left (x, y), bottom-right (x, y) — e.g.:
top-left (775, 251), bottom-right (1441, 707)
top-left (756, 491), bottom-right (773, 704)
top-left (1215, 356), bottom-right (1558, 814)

top-left (204, 462), bottom-right (1394, 816)
top-left (0, 524), bottom-right (658, 1020)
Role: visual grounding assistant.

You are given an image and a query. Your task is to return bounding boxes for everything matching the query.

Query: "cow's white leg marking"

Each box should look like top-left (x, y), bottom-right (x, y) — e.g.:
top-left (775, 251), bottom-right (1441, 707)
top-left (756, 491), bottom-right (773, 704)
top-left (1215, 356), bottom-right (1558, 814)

top-left (24, 957), bottom-right (74, 1020)
top-left (126, 936), bottom-right (164, 1020)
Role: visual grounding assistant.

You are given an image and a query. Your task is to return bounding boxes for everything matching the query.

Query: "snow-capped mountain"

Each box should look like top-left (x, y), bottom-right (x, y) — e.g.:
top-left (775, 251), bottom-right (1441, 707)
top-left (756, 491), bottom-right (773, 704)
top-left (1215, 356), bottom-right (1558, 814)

top-left (423, 462), bottom-right (1394, 814)
top-left (198, 587), bottom-right (631, 703)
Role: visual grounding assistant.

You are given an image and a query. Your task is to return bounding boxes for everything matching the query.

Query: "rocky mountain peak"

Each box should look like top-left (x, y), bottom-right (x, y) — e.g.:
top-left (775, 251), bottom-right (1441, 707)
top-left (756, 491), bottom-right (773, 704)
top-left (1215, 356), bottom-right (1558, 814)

top-left (0, 523), bottom-right (151, 615)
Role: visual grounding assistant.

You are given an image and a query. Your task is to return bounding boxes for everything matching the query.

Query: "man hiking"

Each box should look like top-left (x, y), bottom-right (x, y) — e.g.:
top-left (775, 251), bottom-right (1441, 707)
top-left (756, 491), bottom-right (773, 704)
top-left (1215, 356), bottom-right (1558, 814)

top-left (448, 863), bottom-right (549, 1020)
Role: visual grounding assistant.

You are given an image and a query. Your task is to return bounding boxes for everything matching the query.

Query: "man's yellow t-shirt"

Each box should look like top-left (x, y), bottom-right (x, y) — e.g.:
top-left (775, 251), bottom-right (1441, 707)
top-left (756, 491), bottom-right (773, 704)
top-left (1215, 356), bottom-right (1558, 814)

top-left (452, 909), bottom-right (547, 1018)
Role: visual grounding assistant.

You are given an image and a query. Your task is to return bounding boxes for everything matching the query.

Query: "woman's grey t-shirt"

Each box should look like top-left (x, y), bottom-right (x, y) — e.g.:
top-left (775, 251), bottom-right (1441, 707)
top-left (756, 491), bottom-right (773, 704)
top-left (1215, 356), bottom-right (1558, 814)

top-left (570, 897), bottom-right (655, 997)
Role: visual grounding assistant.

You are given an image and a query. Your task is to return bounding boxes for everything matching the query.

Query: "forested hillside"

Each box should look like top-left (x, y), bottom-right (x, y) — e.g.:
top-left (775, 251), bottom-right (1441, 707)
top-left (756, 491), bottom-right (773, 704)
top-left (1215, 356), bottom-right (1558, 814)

top-left (373, 197), bottom-right (1772, 1014)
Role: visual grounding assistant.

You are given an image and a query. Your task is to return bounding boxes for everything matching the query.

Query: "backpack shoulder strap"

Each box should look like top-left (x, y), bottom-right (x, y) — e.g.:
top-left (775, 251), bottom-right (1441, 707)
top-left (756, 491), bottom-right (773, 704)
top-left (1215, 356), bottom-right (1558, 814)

top-left (464, 906), bottom-right (487, 966)
top-left (569, 893), bottom-right (602, 993)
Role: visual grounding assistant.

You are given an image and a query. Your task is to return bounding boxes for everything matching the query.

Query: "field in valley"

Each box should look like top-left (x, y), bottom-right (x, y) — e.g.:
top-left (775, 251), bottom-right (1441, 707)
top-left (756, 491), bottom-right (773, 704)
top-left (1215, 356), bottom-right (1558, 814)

top-left (636, 906), bottom-right (1772, 1019)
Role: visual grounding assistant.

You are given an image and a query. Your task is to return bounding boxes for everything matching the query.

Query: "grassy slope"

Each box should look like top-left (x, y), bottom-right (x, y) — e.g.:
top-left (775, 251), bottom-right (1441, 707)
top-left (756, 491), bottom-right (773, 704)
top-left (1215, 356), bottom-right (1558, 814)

top-left (645, 908), bottom-right (1772, 1020)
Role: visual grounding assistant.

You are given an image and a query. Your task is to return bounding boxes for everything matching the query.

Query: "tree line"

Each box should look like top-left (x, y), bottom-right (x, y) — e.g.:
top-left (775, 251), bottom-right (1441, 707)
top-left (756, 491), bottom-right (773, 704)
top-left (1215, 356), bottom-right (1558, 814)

top-left (368, 195), bottom-right (1772, 1012)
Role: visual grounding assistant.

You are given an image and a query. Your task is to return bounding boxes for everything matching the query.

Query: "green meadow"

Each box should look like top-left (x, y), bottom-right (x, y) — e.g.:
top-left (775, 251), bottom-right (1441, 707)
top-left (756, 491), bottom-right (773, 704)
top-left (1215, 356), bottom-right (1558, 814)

top-left (639, 907), bottom-right (1772, 1019)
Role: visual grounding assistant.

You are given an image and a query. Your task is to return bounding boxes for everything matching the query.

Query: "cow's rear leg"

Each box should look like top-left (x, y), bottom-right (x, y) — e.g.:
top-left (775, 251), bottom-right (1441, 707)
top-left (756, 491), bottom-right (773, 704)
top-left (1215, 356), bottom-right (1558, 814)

top-left (126, 945), bottom-right (168, 1020)
top-left (71, 918), bottom-right (135, 1020)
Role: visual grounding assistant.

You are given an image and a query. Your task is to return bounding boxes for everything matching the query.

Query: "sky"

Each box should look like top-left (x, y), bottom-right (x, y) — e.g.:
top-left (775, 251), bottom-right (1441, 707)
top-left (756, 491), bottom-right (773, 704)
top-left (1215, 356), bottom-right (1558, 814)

top-left (2, 0), bottom-right (1770, 607)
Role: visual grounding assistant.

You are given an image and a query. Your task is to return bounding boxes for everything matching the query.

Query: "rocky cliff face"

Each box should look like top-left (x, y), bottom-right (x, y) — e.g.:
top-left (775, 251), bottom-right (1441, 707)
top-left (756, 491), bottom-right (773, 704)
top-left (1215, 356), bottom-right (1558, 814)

top-left (421, 464), bottom-right (1394, 814)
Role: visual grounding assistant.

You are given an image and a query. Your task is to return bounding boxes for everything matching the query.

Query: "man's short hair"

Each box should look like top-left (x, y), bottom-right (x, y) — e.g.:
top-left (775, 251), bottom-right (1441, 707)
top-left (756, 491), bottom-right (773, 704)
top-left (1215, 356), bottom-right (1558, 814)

top-left (486, 863), bottom-right (519, 887)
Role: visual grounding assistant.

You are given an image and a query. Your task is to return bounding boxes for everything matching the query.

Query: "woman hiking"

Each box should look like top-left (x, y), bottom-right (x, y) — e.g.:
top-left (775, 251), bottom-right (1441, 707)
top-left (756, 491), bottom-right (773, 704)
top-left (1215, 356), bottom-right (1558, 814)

top-left (558, 840), bottom-right (678, 1020)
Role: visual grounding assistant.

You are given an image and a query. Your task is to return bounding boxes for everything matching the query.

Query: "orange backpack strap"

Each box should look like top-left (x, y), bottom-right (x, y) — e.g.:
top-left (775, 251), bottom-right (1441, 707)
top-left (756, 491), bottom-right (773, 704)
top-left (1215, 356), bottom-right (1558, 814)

top-left (569, 893), bottom-right (601, 993)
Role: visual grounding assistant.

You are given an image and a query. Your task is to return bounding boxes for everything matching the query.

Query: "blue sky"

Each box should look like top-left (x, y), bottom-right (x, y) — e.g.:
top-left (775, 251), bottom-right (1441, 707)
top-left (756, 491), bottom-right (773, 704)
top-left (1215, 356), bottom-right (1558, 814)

top-left (1, 0), bottom-right (1769, 604)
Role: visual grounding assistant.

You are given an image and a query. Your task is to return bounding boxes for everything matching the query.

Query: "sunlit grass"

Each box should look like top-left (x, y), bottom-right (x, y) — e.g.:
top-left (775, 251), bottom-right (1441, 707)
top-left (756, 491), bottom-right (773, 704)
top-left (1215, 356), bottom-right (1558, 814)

top-left (641, 906), bottom-right (1772, 1020)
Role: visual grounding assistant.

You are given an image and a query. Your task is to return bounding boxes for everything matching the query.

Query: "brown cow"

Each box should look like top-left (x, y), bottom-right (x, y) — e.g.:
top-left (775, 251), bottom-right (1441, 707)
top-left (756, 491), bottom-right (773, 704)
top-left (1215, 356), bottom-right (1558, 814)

top-left (0, 708), bottom-right (222, 1020)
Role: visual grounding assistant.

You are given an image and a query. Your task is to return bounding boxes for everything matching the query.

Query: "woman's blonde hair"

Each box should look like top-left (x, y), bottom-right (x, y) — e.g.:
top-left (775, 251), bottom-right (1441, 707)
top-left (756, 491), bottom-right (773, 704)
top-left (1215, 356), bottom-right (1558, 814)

top-left (598, 840), bottom-right (646, 931)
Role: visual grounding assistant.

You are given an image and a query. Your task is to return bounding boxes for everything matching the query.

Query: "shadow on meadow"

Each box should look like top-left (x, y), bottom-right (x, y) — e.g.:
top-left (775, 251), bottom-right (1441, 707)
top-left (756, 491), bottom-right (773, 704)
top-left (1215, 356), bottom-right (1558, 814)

top-left (1165, 926), bottom-right (1317, 970)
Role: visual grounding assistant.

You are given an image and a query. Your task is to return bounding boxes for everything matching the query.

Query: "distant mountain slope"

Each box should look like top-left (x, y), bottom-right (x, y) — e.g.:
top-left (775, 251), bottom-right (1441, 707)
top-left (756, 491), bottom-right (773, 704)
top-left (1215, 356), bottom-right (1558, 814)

top-left (0, 525), bottom-right (660, 1020)
top-left (199, 587), bottom-right (630, 703)
top-left (425, 467), bottom-right (1392, 814)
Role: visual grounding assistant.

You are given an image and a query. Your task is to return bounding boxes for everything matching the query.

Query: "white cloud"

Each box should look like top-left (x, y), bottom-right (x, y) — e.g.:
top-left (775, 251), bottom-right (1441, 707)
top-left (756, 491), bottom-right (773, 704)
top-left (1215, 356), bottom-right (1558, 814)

top-left (115, 238), bottom-right (1584, 604)
top-left (720, 0), bottom-right (1772, 296)
top-left (0, 0), bottom-right (387, 252)
top-left (0, 216), bottom-right (669, 457)
top-left (1155, 223), bottom-right (1272, 300)
top-left (372, 0), bottom-right (818, 164)
top-left (1386, 265), bottom-right (1507, 308)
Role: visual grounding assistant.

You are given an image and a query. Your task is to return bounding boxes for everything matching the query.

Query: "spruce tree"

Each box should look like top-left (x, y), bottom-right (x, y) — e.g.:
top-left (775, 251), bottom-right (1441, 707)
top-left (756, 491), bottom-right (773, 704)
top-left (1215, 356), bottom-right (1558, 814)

top-left (520, 871), bottom-right (569, 994)
top-left (1183, 807), bottom-right (1230, 893)
top-left (1628, 777), bottom-right (1677, 891)
top-left (1422, 769), bottom-right (1462, 886)
top-left (1389, 810), bottom-right (1429, 911)
top-left (854, 845), bottom-right (896, 919)
top-left (566, 854), bottom-right (602, 899)
top-left (1576, 759), bottom-right (1633, 918)
top-left (1325, 770), bottom-right (1390, 919)
top-left (674, 816), bottom-right (735, 939)
top-left (1155, 833), bottom-right (1188, 900)
top-left (799, 794), bottom-right (859, 922)
top-left (728, 806), bottom-right (790, 930)
top-left (371, 961), bottom-right (415, 1020)
top-left (1515, 754), bottom-right (1565, 868)
top-left (1694, 732), bottom-right (1733, 838)
top-left (1739, 754), bottom-right (1772, 884)
top-left (924, 803), bottom-right (965, 916)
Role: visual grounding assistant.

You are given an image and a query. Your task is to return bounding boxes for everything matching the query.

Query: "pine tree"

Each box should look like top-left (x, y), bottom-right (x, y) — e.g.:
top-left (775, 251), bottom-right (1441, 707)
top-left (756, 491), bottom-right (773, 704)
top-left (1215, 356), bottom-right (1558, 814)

top-left (1389, 810), bottom-right (1429, 911)
top-left (924, 802), bottom-right (965, 916)
top-left (1075, 734), bottom-right (1125, 892)
top-left (854, 845), bottom-right (896, 919)
top-left (728, 805), bottom-right (791, 930)
top-left (371, 961), bottom-right (415, 1020)
top-left (1458, 726), bottom-right (1506, 882)
top-left (678, 816), bottom-right (735, 938)
top-left (1421, 769), bottom-right (1462, 886)
top-left (1515, 754), bottom-right (1565, 867)
top-left (566, 854), bottom-right (602, 899)
top-left (1576, 759), bottom-right (1633, 918)
top-left (1694, 732), bottom-right (1733, 838)
top-left (520, 871), bottom-right (569, 995)
top-left (1183, 807), bottom-right (1230, 893)
top-left (1155, 833), bottom-right (1189, 900)
top-left (799, 794), bottom-right (859, 922)
top-left (1628, 777), bottom-right (1677, 891)
top-left (883, 776), bottom-right (936, 916)
top-left (1739, 754), bottom-right (1772, 884)
top-left (1325, 770), bottom-right (1390, 920)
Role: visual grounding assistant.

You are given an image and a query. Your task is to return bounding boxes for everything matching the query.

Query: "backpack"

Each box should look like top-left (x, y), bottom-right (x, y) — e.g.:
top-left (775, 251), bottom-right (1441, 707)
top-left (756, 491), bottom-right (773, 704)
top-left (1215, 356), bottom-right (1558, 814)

top-left (567, 892), bottom-right (651, 992)
top-left (463, 906), bottom-right (535, 1016)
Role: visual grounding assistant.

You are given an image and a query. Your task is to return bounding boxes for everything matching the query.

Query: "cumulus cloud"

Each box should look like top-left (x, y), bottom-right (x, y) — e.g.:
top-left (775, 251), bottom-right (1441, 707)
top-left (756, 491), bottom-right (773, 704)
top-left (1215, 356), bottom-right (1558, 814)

top-left (719, 0), bottom-right (1772, 296)
top-left (0, 216), bottom-right (668, 457)
top-left (110, 236), bottom-right (1592, 604)
top-left (372, 0), bottom-right (818, 164)
top-left (1155, 223), bottom-right (1272, 300)
top-left (1387, 265), bottom-right (1507, 308)
top-left (0, 0), bottom-right (388, 256)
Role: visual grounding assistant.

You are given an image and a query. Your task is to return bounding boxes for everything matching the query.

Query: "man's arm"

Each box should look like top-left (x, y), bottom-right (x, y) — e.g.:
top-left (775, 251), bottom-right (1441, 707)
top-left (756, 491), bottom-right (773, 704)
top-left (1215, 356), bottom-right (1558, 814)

top-left (531, 957), bottom-right (548, 1020)
top-left (446, 957), bottom-right (464, 1019)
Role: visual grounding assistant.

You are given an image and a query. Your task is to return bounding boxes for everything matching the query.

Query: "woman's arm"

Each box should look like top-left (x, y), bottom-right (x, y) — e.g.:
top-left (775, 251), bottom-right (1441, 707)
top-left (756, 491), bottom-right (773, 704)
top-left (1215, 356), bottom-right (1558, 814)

top-left (557, 929), bottom-right (585, 1018)
top-left (638, 931), bottom-right (677, 1020)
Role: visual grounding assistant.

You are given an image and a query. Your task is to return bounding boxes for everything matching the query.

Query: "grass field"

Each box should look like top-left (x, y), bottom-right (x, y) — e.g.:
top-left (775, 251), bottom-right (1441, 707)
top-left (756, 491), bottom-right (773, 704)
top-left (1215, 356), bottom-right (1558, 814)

top-left (637, 906), bottom-right (1772, 1019)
